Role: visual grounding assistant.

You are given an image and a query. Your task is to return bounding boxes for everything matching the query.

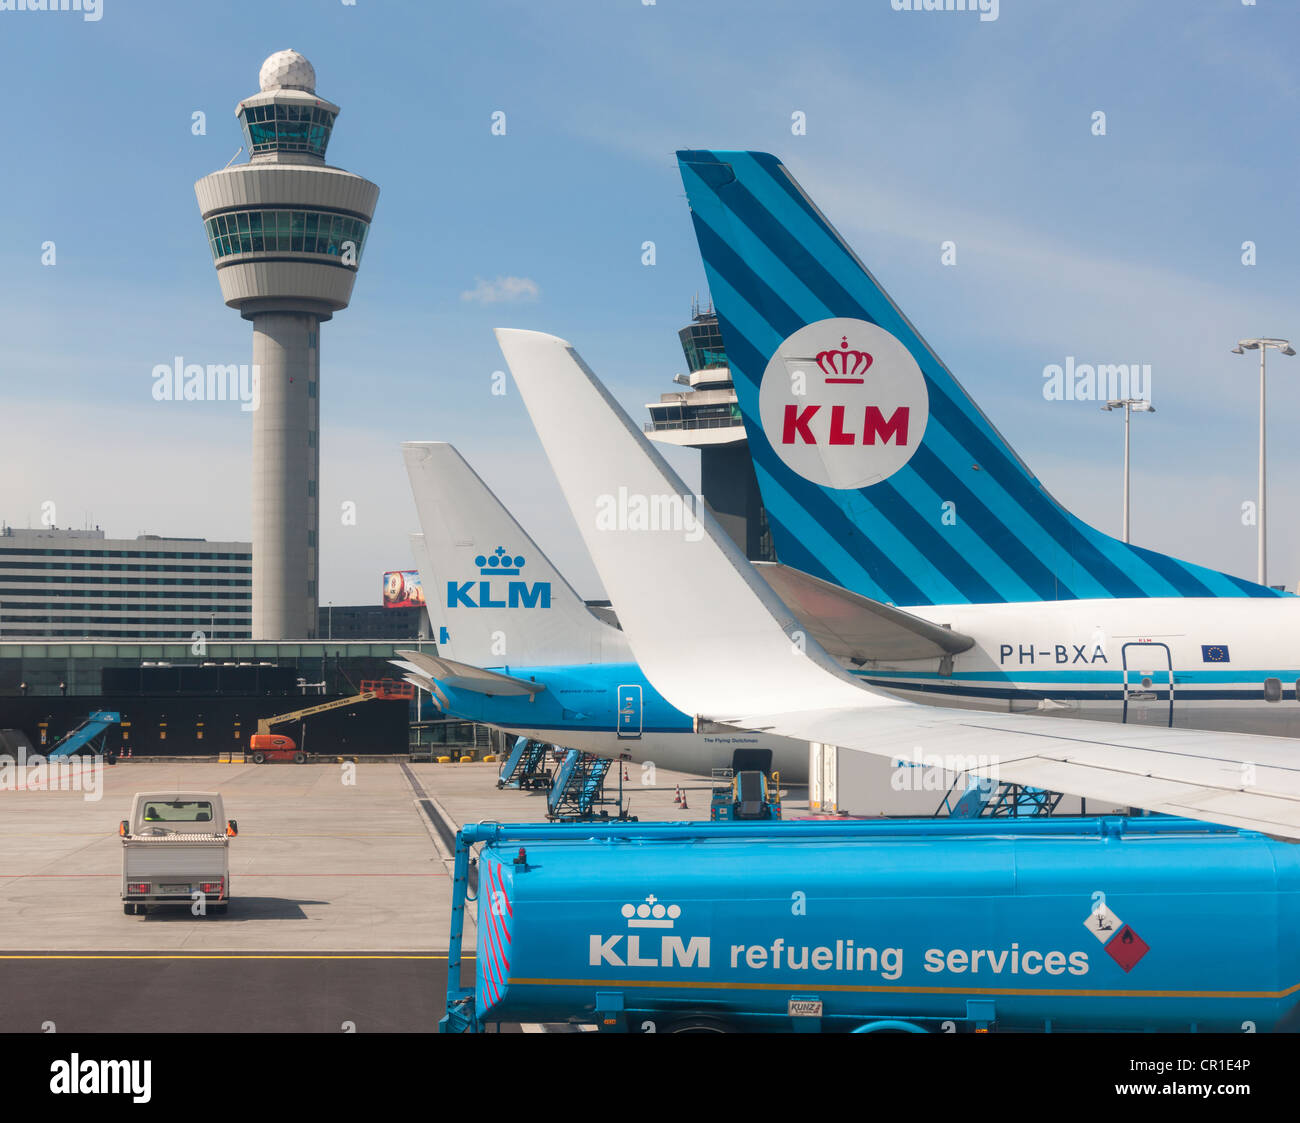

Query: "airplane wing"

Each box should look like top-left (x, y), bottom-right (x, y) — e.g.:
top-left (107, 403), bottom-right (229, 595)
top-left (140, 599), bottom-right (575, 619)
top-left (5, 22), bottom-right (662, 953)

top-left (725, 706), bottom-right (1300, 837)
top-left (496, 327), bottom-right (1300, 841)
top-left (755, 562), bottom-right (974, 662)
top-left (394, 649), bottom-right (545, 697)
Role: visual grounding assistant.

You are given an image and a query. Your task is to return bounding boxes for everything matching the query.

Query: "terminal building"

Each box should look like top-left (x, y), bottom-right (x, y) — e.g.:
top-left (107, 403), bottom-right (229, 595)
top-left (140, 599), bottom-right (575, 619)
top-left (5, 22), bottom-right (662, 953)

top-left (0, 526), bottom-right (252, 641)
top-left (645, 302), bottom-right (773, 562)
top-left (0, 638), bottom-right (419, 756)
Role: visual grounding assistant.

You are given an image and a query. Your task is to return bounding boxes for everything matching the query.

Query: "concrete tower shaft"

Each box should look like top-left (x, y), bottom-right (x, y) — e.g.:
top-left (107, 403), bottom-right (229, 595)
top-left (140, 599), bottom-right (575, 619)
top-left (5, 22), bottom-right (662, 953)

top-left (195, 51), bottom-right (378, 639)
top-left (251, 313), bottom-right (320, 642)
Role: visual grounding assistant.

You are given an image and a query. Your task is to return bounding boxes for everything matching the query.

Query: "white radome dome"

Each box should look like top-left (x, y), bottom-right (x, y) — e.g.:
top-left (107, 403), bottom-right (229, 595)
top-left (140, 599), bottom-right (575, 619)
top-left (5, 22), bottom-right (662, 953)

top-left (259, 50), bottom-right (316, 93)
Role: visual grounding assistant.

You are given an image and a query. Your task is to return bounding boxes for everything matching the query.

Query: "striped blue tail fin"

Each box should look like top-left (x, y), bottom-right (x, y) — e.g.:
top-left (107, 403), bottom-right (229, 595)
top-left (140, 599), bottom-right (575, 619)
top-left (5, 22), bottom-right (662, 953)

top-left (677, 150), bottom-right (1282, 605)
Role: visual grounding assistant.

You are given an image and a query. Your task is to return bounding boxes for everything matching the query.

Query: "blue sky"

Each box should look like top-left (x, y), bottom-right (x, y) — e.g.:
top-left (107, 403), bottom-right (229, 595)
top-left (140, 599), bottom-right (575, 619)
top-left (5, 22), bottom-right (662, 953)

top-left (1, 0), bottom-right (1298, 602)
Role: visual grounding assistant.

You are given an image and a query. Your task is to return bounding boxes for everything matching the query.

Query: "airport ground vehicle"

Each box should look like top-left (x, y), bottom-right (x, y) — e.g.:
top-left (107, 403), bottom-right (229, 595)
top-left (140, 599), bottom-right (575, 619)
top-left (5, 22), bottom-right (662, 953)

top-left (440, 817), bottom-right (1300, 1033)
top-left (246, 679), bottom-right (412, 762)
top-left (120, 792), bottom-right (236, 915)
top-left (710, 769), bottom-right (781, 821)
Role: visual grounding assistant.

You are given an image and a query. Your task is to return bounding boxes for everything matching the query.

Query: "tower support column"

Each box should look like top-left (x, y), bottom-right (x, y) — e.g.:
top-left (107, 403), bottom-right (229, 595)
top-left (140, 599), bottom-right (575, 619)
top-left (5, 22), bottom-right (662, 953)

top-left (251, 312), bottom-right (320, 639)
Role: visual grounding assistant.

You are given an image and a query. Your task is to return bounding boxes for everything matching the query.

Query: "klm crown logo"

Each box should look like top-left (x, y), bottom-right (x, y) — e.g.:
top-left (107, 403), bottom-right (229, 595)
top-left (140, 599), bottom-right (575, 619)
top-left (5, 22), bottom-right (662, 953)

top-left (590, 895), bottom-right (708, 969)
top-left (622, 895), bottom-right (682, 930)
top-left (448, 545), bottom-right (551, 611)
top-left (477, 546), bottom-right (525, 576)
top-left (815, 336), bottom-right (874, 384)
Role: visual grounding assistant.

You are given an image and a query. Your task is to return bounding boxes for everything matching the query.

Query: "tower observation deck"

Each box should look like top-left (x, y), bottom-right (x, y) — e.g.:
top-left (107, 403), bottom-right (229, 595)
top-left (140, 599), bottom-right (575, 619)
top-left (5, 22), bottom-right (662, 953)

top-left (195, 50), bottom-right (379, 640)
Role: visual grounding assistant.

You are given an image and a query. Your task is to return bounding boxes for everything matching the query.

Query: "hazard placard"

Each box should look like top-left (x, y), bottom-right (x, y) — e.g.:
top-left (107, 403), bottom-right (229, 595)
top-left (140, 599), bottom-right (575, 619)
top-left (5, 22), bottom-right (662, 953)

top-left (1104, 924), bottom-right (1150, 973)
top-left (1082, 902), bottom-right (1123, 943)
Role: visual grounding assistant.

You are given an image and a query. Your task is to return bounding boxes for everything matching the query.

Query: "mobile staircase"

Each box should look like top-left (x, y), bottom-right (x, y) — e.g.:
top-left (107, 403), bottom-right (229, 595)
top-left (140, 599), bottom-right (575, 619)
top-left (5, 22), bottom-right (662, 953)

top-left (941, 775), bottom-right (1064, 819)
top-left (546, 750), bottom-right (630, 822)
top-left (497, 737), bottom-right (554, 790)
top-left (48, 711), bottom-right (121, 759)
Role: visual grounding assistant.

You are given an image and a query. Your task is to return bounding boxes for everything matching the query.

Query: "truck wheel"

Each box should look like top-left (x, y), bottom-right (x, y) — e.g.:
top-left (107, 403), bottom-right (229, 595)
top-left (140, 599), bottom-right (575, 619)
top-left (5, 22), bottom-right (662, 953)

top-left (123, 903), bottom-right (134, 916)
top-left (252, 752), bottom-right (266, 764)
top-left (850, 1019), bottom-right (929, 1033)
top-left (666, 1016), bottom-right (731, 1033)
top-left (293, 752), bottom-right (306, 764)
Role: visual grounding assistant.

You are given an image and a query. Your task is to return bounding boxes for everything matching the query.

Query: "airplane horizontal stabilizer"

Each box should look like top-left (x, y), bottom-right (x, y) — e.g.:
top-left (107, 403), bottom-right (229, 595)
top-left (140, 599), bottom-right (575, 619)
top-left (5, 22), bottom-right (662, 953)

top-left (755, 562), bottom-right (975, 663)
top-left (395, 649), bottom-right (545, 697)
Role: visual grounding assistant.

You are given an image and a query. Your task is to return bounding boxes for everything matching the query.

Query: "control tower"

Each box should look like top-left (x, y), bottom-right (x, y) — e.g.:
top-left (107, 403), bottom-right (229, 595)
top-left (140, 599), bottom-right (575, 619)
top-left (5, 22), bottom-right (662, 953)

top-left (644, 301), bottom-right (773, 561)
top-left (195, 50), bottom-right (379, 640)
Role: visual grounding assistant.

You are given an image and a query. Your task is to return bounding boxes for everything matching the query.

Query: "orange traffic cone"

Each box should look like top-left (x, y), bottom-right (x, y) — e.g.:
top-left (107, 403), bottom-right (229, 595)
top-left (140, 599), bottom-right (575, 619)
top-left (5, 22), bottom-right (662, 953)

top-left (679, 789), bottom-right (689, 810)
top-left (673, 786), bottom-right (682, 805)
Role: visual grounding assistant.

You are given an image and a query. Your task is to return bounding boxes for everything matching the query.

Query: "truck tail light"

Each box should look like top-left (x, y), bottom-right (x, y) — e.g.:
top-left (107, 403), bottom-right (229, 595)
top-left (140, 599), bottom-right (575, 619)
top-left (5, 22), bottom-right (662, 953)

top-left (128, 882), bottom-right (150, 894)
top-left (200, 881), bottom-right (224, 897)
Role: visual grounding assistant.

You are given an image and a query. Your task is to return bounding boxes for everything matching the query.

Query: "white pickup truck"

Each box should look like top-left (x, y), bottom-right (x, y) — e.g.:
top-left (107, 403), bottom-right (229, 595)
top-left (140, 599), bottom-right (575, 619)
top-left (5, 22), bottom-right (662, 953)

top-left (119, 792), bottom-right (237, 916)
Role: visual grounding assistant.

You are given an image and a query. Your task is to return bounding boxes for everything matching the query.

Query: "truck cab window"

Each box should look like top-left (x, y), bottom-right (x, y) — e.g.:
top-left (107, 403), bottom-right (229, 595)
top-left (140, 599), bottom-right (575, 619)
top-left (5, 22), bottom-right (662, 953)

top-left (142, 801), bottom-right (215, 822)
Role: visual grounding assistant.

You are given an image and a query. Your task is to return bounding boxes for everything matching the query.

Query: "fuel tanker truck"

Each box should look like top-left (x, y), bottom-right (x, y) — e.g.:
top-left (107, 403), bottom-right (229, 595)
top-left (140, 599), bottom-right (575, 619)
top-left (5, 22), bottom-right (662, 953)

top-left (439, 817), bottom-right (1300, 1033)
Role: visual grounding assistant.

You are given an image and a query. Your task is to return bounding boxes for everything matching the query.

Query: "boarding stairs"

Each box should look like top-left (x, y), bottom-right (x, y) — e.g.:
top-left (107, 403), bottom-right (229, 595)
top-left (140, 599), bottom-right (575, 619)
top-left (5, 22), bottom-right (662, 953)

top-left (546, 750), bottom-right (620, 821)
top-left (48, 711), bottom-right (121, 759)
top-left (942, 775), bottom-right (1063, 819)
top-left (497, 736), bottom-right (554, 790)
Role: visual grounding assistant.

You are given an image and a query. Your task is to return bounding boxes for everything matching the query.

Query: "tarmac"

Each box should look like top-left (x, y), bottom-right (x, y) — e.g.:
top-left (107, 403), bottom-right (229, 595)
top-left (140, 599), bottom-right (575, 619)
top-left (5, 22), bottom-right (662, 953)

top-left (0, 757), bottom-right (749, 1031)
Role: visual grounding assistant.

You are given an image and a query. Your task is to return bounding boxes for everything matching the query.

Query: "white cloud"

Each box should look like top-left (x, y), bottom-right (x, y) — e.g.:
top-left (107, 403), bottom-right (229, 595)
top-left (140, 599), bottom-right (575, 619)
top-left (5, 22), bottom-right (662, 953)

top-left (459, 275), bottom-right (541, 304)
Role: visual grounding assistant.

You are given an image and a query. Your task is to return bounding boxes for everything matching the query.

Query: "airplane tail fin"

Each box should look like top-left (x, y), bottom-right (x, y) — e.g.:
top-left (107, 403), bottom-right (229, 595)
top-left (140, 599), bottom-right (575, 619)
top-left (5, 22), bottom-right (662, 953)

top-left (495, 328), bottom-right (888, 719)
top-left (402, 441), bottom-right (629, 668)
top-left (676, 150), bottom-right (1282, 605)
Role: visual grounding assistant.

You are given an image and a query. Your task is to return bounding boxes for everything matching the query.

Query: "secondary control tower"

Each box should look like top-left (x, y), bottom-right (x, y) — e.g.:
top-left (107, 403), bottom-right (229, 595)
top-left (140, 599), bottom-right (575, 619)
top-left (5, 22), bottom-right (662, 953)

top-left (645, 301), bottom-right (773, 561)
top-left (195, 50), bottom-right (379, 639)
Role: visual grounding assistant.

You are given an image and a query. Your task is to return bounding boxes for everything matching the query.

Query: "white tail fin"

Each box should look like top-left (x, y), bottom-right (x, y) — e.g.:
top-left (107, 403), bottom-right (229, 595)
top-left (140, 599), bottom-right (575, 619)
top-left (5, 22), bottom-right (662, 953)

top-left (402, 441), bottom-right (629, 668)
top-left (494, 329), bottom-right (887, 717)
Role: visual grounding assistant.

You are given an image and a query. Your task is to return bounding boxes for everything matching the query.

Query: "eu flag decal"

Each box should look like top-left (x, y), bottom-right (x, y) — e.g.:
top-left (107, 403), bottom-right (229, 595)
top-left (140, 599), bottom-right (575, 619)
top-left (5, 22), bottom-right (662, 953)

top-left (1201, 645), bottom-right (1231, 663)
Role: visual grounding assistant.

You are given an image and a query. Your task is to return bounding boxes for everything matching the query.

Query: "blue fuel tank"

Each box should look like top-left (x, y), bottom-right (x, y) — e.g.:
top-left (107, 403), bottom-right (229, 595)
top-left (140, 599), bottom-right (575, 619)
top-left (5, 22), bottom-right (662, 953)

top-left (445, 818), bottom-right (1300, 1033)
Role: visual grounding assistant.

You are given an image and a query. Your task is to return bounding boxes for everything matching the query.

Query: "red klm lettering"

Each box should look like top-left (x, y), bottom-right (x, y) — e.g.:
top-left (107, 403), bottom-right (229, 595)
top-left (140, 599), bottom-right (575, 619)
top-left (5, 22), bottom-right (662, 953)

top-left (782, 404), bottom-right (820, 444)
top-left (828, 405), bottom-right (855, 445)
top-left (863, 406), bottom-right (910, 445)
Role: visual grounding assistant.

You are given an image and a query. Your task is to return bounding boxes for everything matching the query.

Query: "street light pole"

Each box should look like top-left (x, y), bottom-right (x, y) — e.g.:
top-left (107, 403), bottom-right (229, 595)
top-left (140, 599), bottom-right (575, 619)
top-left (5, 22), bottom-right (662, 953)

top-left (1123, 402), bottom-right (1131, 543)
top-left (1101, 398), bottom-right (1155, 544)
top-left (1231, 338), bottom-right (1295, 586)
top-left (1260, 347), bottom-right (1266, 585)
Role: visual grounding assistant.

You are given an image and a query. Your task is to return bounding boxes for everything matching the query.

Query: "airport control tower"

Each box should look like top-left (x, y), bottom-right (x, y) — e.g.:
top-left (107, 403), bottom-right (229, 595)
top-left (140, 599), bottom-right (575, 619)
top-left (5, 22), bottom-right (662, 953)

top-left (645, 302), bottom-right (774, 561)
top-left (195, 50), bottom-right (379, 640)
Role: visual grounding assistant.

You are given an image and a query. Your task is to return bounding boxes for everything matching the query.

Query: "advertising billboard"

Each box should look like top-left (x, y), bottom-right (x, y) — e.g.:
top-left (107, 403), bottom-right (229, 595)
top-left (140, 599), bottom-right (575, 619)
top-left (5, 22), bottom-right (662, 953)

top-left (383, 570), bottom-right (425, 608)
